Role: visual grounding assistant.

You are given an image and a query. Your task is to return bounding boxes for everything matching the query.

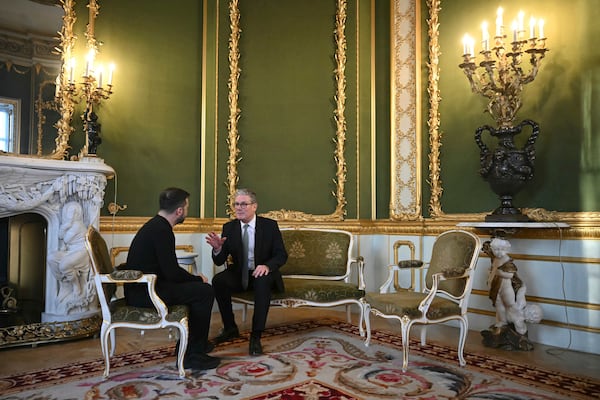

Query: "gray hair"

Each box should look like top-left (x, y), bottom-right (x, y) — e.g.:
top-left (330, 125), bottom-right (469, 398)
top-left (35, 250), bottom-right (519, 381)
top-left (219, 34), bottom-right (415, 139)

top-left (235, 188), bottom-right (257, 204)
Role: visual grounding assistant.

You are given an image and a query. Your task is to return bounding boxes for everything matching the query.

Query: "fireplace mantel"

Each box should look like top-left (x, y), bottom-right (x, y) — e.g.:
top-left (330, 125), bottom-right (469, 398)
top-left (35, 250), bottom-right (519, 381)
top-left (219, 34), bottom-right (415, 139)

top-left (0, 155), bottom-right (114, 347)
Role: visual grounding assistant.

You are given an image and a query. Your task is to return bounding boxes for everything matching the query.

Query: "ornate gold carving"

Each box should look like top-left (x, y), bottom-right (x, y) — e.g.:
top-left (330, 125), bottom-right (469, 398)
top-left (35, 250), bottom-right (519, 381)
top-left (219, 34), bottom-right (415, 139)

top-left (426, 0), bottom-right (443, 218)
top-left (522, 208), bottom-right (559, 222)
top-left (50, 0), bottom-right (77, 160)
top-left (225, 0), bottom-right (241, 217)
top-left (34, 81), bottom-right (60, 155)
top-left (100, 215), bottom-right (600, 240)
top-left (107, 202), bottom-right (128, 216)
top-left (0, 315), bottom-right (100, 349)
top-left (225, 0), bottom-right (348, 222)
top-left (390, 0), bottom-right (421, 220)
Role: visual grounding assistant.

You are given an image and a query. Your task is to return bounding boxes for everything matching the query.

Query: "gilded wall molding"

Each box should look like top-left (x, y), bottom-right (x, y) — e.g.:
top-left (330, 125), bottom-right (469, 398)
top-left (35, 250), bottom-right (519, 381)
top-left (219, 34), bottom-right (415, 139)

top-left (425, 0), bottom-right (443, 217)
top-left (389, 0), bottom-right (421, 220)
top-left (226, 0), bottom-right (348, 222)
top-left (424, 0), bottom-right (600, 223)
top-left (100, 215), bottom-right (600, 240)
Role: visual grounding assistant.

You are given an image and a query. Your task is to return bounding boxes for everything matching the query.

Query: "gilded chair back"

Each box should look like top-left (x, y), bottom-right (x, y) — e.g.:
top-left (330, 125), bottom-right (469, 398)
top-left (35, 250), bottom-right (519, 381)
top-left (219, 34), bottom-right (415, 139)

top-left (85, 226), bottom-right (117, 305)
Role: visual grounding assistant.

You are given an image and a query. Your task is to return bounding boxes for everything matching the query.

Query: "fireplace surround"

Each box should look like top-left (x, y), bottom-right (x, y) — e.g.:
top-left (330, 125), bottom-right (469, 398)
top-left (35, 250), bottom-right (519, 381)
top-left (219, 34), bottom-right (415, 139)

top-left (0, 155), bottom-right (114, 348)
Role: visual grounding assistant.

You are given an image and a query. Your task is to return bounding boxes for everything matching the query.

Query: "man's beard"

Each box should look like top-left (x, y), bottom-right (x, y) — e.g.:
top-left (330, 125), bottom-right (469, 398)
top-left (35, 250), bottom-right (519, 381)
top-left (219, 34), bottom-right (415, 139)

top-left (175, 215), bottom-right (186, 225)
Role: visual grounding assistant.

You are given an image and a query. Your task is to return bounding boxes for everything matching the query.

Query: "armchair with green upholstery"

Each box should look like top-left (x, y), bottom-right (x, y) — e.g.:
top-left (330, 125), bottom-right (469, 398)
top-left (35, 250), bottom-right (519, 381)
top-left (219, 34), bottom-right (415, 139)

top-left (361, 229), bottom-right (481, 371)
top-left (84, 226), bottom-right (189, 378)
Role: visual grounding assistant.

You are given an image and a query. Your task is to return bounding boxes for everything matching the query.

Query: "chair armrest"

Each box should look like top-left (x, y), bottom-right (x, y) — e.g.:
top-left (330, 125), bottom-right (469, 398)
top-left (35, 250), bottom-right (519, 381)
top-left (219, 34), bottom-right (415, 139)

top-left (350, 256), bottom-right (366, 290)
top-left (397, 260), bottom-right (423, 269)
top-left (97, 272), bottom-right (169, 317)
top-left (98, 270), bottom-right (148, 284)
top-left (418, 271), bottom-right (470, 312)
top-left (379, 264), bottom-right (399, 293)
top-left (111, 269), bottom-right (143, 281)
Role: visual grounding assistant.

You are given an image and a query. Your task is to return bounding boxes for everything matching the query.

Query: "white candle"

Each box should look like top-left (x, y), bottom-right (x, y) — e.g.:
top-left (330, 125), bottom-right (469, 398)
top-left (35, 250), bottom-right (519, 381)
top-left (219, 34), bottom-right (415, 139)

top-left (85, 49), bottom-right (95, 77)
top-left (529, 17), bottom-right (536, 39)
top-left (469, 37), bottom-right (475, 57)
top-left (495, 7), bottom-right (503, 37)
top-left (518, 11), bottom-right (525, 32)
top-left (108, 63), bottom-right (115, 86)
top-left (97, 66), bottom-right (103, 88)
top-left (462, 33), bottom-right (470, 55)
top-left (511, 20), bottom-right (518, 42)
top-left (538, 19), bottom-right (545, 38)
top-left (482, 21), bottom-right (489, 51)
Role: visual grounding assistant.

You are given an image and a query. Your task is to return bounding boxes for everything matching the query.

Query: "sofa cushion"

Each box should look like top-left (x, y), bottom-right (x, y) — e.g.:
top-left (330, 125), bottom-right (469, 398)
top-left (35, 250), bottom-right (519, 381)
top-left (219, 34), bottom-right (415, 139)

top-left (233, 278), bottom-right (364, 304)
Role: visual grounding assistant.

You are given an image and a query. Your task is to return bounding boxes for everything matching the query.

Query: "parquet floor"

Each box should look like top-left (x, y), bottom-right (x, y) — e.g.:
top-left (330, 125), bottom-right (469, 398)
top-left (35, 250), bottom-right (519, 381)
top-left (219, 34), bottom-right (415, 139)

top-left (1, 308), bottom-right (599, 380)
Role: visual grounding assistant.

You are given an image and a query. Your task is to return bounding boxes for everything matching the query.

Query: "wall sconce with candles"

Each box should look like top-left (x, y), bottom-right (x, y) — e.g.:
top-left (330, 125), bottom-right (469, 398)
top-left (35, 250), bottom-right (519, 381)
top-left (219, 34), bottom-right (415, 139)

top-left (459, 7), bottom-right (549, 222)
top-left (54, 0), bottom-right (115, 160)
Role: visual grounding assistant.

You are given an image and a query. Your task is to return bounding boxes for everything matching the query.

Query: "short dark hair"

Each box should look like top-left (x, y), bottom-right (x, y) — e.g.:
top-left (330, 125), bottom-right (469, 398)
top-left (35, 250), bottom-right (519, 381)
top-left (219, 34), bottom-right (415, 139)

top-left (159, 187), bottom-right (190, 213)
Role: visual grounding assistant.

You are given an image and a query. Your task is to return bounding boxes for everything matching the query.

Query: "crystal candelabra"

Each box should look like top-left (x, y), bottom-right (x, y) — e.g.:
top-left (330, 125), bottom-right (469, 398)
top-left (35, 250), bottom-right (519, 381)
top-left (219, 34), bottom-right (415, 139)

top-left (459, 8), bottom-right (549, 221)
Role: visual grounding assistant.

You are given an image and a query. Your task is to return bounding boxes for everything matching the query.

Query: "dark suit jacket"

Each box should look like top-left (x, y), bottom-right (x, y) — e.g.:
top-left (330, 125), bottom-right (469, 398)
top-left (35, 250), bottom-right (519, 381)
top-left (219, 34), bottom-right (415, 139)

top-left (212, 216), bottom-right (288, 292)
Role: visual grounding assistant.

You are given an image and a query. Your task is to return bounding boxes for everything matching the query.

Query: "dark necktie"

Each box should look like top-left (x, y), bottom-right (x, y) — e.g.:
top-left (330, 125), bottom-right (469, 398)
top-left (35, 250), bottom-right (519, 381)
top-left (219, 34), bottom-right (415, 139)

top-left (241, 223), bottom-right (249, 290)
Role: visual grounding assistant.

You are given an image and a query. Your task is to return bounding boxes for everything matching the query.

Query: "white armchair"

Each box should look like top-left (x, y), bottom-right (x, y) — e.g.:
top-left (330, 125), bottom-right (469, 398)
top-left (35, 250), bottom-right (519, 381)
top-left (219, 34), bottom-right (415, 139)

top-left (84, 226), bottom-right (189, 378)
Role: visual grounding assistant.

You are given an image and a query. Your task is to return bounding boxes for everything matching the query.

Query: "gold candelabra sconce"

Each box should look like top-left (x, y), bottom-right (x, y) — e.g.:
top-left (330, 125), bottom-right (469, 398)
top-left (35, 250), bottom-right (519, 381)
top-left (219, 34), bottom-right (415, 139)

top-left (459, 7), bottom-right (548, 129)
top-left (458, 8), bottom-right (549, 222)
top-left (53, 0), bottom-right (116, 160)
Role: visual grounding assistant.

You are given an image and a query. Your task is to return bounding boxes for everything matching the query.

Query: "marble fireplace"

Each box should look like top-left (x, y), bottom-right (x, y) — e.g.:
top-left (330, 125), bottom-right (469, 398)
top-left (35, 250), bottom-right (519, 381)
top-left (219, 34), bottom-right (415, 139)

top-left (0, 155), bottom-right (114, 348)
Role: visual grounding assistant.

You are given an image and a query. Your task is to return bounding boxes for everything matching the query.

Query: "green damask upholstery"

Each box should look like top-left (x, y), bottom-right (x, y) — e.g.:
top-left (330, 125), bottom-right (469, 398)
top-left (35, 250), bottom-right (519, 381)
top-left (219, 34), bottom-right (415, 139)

top-left (234, 279), bottom-right (365, 303)
top-left (364, 291), bottom-right (461, 320)
top-left (361, 229), bottom-right (481, 372)
top-left (281, 230), bottom-right (351, 277)
top-left (231, 228), bottom-right (366, 335)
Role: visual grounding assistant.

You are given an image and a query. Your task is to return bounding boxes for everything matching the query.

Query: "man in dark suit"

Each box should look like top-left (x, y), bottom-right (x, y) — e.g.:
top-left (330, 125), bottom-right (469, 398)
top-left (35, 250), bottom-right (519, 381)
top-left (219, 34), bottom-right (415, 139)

top-left (206, 188), bottom-right (288, 355)
top-left (125, 187), bottom-right (219, 370)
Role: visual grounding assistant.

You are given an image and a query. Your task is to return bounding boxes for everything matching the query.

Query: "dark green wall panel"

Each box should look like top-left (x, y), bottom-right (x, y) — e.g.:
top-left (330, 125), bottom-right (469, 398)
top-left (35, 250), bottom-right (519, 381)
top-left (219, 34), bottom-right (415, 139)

top-left (93, 0), bottom-right (203, 217)
top-left (214, 0), bottom-right (366, 218)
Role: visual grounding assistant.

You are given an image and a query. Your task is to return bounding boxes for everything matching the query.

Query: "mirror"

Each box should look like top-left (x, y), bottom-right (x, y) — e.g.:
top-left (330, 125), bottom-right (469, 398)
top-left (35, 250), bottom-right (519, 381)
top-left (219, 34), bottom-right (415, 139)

top-left (0, 0), bottom-right (64, 157)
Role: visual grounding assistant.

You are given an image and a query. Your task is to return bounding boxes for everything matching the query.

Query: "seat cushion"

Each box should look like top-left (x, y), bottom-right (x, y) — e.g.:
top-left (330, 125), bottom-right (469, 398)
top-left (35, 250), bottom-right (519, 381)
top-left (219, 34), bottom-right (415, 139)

top-left (110, 300), bottom-right (188, 324)
top-left (233, 279), bottom-right (364, 303)
top-left (365, 292), bottom-right (461, 320)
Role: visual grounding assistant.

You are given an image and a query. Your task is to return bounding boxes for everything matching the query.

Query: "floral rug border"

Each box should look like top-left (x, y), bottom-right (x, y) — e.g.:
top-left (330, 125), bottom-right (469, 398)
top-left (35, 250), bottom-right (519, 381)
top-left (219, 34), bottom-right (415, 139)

top-left (0, 318), bottom-right (598, 399)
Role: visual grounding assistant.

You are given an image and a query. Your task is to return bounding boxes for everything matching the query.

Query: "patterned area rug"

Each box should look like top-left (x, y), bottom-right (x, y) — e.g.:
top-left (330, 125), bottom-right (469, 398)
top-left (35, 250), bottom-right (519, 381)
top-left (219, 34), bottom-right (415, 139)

top-left (0, 319), bottom-right (598, 399)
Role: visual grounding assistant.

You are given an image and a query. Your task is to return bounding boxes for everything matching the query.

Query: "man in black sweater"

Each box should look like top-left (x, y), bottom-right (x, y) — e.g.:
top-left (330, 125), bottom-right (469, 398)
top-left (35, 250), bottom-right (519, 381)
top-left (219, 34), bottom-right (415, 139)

top-left (125, 187), bottom-right (218, 370)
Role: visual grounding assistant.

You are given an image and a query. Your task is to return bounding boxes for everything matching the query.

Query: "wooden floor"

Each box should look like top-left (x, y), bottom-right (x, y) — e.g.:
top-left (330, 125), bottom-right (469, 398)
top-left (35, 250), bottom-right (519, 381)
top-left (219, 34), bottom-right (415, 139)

top-left (1, 308), bottom-right (599, 380)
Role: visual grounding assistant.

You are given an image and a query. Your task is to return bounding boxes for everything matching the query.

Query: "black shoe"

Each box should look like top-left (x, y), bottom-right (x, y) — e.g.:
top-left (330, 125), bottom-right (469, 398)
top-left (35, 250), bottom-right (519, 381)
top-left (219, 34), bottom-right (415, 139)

top-left (249, 334), bottom-right (263, 356)
top-left (212, 326), bottom-right (240, 344)
top-left (183, 353), bottom-right (220, 370)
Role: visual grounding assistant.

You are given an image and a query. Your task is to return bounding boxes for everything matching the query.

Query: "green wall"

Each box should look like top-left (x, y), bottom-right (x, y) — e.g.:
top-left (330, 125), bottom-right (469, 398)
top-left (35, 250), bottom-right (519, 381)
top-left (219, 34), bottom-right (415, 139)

top-left (58, 0), bottom-right (597, 218)
top-left (89, 0), bottom-right (204, 217)
top-left (432, 0), bottom-right (600, 214)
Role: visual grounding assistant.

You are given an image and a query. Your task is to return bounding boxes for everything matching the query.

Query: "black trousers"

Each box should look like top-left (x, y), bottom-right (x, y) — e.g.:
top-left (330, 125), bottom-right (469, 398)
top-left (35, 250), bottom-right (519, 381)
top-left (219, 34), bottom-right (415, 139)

top-left (155, 281), bottom-right (215, 348)
top-left (212, 267), bottom-right (273, 333)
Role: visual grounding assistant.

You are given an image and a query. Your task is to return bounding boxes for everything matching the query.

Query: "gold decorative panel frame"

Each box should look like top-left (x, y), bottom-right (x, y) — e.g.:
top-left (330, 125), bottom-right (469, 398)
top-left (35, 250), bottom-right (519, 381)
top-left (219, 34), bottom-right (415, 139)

top-left (225, 0), bottom-right (348, 222)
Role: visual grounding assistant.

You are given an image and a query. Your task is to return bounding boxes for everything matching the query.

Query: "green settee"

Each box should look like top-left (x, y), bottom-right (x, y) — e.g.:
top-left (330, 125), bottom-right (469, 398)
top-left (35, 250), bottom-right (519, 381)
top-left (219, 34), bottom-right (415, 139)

top-left (231, 228), bottom-right (366, 335)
